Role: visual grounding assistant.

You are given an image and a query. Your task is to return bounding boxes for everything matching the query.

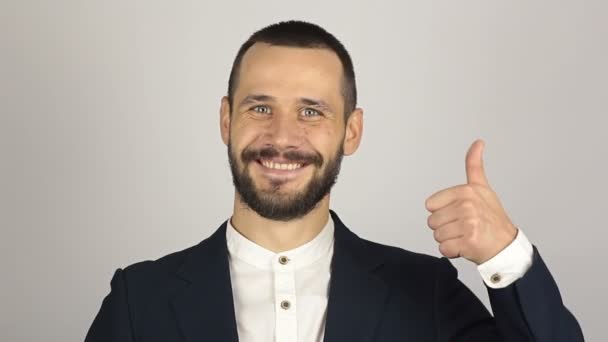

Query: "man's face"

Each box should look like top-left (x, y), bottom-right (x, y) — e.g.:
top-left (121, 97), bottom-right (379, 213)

top-left (220, 43), bottom-right (362, 221)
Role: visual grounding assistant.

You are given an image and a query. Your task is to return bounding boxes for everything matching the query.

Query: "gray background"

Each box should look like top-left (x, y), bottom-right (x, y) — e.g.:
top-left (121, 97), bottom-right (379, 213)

top-left (1, 0), bottom-right (606, 341)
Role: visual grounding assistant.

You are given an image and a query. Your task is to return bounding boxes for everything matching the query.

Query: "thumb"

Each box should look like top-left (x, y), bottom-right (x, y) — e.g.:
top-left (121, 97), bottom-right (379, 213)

top-left (466, 139), bottom-right (490, 186)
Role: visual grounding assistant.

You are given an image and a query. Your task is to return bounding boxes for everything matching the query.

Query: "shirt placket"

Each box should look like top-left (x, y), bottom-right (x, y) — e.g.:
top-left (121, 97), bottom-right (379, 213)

top-left (273, 254), bottom-right (297, 342)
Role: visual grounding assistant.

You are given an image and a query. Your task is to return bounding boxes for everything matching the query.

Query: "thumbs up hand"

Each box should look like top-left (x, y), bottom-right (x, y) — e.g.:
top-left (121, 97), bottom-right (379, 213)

top-left (425, 139), bottom-right (518, 265)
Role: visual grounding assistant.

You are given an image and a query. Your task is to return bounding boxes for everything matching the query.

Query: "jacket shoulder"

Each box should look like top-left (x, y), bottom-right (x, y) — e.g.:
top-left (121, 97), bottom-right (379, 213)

top-left (121, 221), bottom-right (224, 276)
top-left (363, 236), bottom-right (442, 268)
top-left (360, 237), bottom-right (445, 293)
top-left (121, 244), bottom-right (193, 276)
top-left (115, 240), bottom-right (203, 297)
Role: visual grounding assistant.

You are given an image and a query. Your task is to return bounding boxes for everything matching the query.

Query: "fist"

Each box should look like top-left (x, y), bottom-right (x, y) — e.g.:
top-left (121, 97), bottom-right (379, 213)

top-left (425, 139), bottom-right (518, 265)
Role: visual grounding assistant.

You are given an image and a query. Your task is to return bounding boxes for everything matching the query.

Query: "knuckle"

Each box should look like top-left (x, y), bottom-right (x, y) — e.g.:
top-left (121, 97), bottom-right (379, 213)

top-left (462, 185), bottom-right (475, 197)
top-left (439, 243), bottom-right (457, 258)
top-left (425, 198), bottom-right (432, 210)
top-left (433, 228), bottom-right (442, 242)
top-left (467, 229), bottom-right (480, 246)
top-left (460, 199), bottom-right (475, 210)
top-left (464, 217), bottom-right (480, 229)
top-left (438, 243), bottom-right (449, 255)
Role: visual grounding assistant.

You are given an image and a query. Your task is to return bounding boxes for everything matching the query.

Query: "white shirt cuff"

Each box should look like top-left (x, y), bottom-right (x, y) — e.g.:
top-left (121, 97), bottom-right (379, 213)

top-left (477, 228), bottom-right (534, 289)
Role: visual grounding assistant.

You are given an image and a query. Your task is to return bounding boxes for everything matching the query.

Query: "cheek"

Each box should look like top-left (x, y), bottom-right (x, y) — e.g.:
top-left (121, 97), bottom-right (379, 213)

top-left (309, 128), bottom-right (340, 156)
top-left (231, 126), bottom-right (258, 149)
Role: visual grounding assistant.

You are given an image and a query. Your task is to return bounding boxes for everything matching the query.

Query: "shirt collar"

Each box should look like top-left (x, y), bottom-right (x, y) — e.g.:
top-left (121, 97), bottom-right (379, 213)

top-left (226, 215), bottom-right (334, 270)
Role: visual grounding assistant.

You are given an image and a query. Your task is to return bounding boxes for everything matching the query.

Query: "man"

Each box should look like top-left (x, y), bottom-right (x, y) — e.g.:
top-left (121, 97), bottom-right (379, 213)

top-left (85, 20), bottom-right (584, 341)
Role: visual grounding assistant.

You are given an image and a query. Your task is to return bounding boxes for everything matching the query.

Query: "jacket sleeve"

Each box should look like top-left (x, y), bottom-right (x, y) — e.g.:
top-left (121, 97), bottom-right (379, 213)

top-left (85, 268), bottom-right (136, 342)
top-left (487, 246), bottom-right (585, 341)
top-left (434, 247), bottom-right (584, 341)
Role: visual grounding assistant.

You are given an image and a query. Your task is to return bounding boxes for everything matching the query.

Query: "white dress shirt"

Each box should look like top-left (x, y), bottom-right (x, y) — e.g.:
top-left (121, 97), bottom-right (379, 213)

top-left (227, 216), bottom-right (334, 342)
top-left (477, 228), bottom-right (534, 289)
top-left (226, 215), bottom-right (533, 342)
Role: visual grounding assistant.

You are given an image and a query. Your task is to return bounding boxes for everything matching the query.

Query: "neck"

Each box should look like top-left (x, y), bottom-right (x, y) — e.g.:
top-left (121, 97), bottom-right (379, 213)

top-left (230, 192), bottom-right (331, 253)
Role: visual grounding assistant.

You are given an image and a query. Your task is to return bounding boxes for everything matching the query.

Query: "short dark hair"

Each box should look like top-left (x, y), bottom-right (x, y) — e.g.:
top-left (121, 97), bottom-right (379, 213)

top-left (227, 20), bottom-right (357, 120)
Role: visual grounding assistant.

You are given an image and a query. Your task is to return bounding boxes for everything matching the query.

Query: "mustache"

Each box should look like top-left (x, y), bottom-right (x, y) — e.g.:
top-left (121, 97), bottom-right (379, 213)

top-left (241, 146), bottom-right (323, 167)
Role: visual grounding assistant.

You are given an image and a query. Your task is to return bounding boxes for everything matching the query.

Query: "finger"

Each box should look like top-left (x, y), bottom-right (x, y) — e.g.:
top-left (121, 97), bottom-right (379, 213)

top-left (433, 223), bottom-right (465, 243)
top-left (426, 200), bottom-right (465, 229)
top-left (465, 139), bottom-right (490, 186)
top-left (438, 238), bottom-right (462, 259)
top-left (425, 184), bottom-right (473, 212)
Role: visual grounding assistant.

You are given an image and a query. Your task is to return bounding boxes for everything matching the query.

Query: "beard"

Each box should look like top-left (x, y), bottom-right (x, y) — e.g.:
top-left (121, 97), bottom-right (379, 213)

top-left (227, 141), bottom-right (344, 221)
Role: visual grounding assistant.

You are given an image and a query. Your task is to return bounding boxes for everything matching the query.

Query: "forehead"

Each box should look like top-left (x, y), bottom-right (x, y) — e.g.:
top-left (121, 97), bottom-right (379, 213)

top-left (235, 43), bottom-right (344, 104)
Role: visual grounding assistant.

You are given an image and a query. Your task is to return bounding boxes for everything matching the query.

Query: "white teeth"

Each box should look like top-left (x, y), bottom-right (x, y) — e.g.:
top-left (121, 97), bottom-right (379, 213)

top-left (261, 160), bottom-right (303, 171)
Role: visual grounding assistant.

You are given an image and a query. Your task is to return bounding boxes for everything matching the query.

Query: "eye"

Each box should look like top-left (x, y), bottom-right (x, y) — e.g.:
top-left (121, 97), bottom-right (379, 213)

top-left (251, 105), bottom-right (271, 114)
top-left (301, 108), bottom-right (321, 117)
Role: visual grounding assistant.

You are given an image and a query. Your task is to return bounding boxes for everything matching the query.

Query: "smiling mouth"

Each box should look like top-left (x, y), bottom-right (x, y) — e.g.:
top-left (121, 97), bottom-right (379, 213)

top-left (256, 158), bottom-right (309, 171)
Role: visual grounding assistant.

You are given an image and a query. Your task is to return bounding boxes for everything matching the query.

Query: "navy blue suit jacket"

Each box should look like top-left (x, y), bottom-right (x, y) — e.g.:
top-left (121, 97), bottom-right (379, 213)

top-left (85, 210), bottom-right (584, 341)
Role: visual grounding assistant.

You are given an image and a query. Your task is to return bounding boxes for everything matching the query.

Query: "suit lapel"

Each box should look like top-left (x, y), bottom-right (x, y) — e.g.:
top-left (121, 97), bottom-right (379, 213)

top-left (323, 210), bottom-right (390, 342)
top-left (171, 221), bottom-right (239, 342)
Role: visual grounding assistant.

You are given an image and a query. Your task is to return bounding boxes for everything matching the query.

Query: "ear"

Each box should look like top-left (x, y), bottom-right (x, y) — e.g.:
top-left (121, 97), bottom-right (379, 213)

top-left (220, 96), bottom-right (231, 146)
top-left (342, 108), bottom-right (363, 156)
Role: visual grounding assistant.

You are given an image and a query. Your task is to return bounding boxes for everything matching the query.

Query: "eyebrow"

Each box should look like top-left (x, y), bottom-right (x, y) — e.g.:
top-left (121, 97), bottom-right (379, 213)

top-left (299, 97), bottom-right (334, 113)
top-left (237, 94), bottom-right (335, 113)
top-left (238, 94), bottom-right (276, 107)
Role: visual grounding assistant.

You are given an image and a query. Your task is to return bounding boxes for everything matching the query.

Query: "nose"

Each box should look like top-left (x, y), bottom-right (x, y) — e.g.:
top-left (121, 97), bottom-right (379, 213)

top-left (265, 112), bottom-right (303, 150)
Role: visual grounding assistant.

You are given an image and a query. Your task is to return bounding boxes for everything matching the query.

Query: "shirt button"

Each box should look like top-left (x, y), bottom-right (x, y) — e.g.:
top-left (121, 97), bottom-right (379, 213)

top-left (278, 255), bottom-right (290, 265)
top-left (280, 300), bottom-right (291, 310)
top-left (490, 273), bottom-right (502, 284)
